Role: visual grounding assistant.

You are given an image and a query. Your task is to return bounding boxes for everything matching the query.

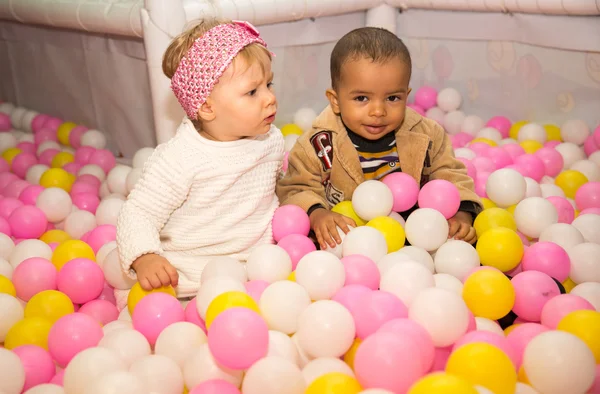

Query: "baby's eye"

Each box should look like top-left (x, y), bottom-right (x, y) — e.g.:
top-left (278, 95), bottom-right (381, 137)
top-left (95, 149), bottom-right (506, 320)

top-left (267, 82), bottom-right (274, 89)
top-left (354, 96), bottom-right (368, 102)
top-left (248, 89), bottom-right (257, 96)
top-left (388, 96), bottom-right (402, 102)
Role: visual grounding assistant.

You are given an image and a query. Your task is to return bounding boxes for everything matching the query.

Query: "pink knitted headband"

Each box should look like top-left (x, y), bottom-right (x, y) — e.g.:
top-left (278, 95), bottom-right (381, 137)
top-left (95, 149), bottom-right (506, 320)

top-left (171, 21), bottom-right (268, 120)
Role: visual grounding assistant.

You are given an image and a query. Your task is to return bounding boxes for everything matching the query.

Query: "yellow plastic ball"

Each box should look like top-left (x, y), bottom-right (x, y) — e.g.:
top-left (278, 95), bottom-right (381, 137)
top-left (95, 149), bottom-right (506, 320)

top-left (0, 275), bottom-right (16, 296)
top-left (470, 138), bottom-right (498, 147)
top-left (366, 216), bottom-right (405, 253)
top-left (280, 124), bottom-right (304, 137)
top-left (505, 204), bottom-right (517, 216)
top-left (25, 290), bottom-right (74, 323)
top-left (305, 372), bottom-right (362, 394)
top-left (4, 317), bottom-right (53, 350)
top-left (408, 372), bottom-right (478, 394)
top-left (504, 324), bottom-right (521, 336)
top-left (445, 342), bottom-right (517, 394)
top-left (50, 151), bottom-right (75, 168)
top-left (127, 282), bottom-right (177, 315)
top-left (205, 291), bottom-right (260, 329)
top-left (555, 170), bottom-right (588, 199)
top-left (51, 239), bottom-right (95, 270)
top-left (562, 277), bottom-right (576, 293)
top-left (557, 310), bottom-right (600, 362)
top-left (473, 207), bottom-right (517, 238)
top-left (544, 124), bottom-right (562, 141)
top-left (517, 366), bottom-right (530, 384)
top-left (463, 268), bottom-right (515, 320)
top-left (57, 121), bottom-right (77, 146)
top-left (287, 271), bottom-right (296, 282)
top-left (509, 120), bottom-right (529, 140)
top-left (39, 168), bottom-right (74, 192)
top-left (481, 198), bottom-right (497, 210)
top-left (343, 337), bottom-right (362, 370)
top-left (2, 147), bottom-right (22, 165)
top-left (519, 140), bottom-right (543, 154)
top-left (476, 227), bottom-right (523, 272)
top-left (39, 229), bottom-right (71, 244)
top-left (331, 201), bottom-right (366, 226)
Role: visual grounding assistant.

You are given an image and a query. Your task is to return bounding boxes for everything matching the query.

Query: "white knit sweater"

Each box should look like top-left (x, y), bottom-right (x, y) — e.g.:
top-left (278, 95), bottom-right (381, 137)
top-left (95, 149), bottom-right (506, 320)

top-left (116, 118), bottom-right (284, 297)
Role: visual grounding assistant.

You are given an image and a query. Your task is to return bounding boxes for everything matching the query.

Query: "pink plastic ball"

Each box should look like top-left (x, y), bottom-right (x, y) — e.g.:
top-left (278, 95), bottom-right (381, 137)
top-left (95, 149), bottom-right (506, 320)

top-left (452, 330), bottom-right (518, 368)
top-left (277, 233), bottom-right (316, 269)
top-left (341, 254), bottom-right (380, 290)
top-left (132, 292), bottom-right (185, 346)
top-left (48, 312), bottom-right (104, 367)
top-left (580, 207), bottom-right (600, 215)
top-left (511, 271), bottom-right (561, 322)
top-left (0, 197), bottom-right (24, 219)
top-left (16, 142), bottom-right (36, 155)
top-left (8, 205), bottom-right (48, 239)
top-left (12, 345), bottom-right (55, 390)
top-left (414, 86), bottom-right (438, 110)
top-left (207, 308), bottom-right (268, 370)
top-left (43, 117), bottom-right (63, 132)
top-left (96, 282), bottom-right (116, 305)
top-left (0, 217), bottom-right (11, 236)
top-left (0, 172), bottom-right (19, 190)
top-left (534, 147), bottom-right (564, 177)
top-left (584, 135), bottom-right (599, 156)
top-left (381, 172), bottom-right (420, 212)
top-left (70, 181), bottom-right (99, 196)
top-left (352, 290), bottom-right (408, 339)
top-left (244, 280), bottom-right (270, 304)
top-left (407, 104), bottom-right (425, 116)
top-left (540, 294), bottom-right (595, 329)
top-left (457, 157), bottom-right (477, 180)
top-left (575, 181), bottom-right (600, 211)
top-left (354, 332), bottom-right (423, 392)
top-left (503, 143), bottom-right (526, 160)
top-left (62, 162), bottom-right (82, 175)
top-left (506, 323), bottom-right (549, 368)
top-left (488, 147), bottom-right (514, 169)
top-left (516, 231), bottom-right (531, 246)
top-left (34, 128), bottom-right (57, 145)
top-left (71, 193), bottom-right (100, 214)
top-left (68, 125), bottom-right (88, 149)
top-left (12, 257), bottom-right (57, 301)
top-left (38, 149), bottom-right (59, 167)
top-left (79, 299), bottom-right (119, 326)
top-left (506, 263), bottom-right (524, 277)
top-left (189, 379), bottom-right (241, 394)
top-left (0, 113), bottom-right (10, 131)
top-left (544, 140), bottom-right (561, 149)
top-left (418, 179), bottom-right (460, 219)
top-left (486, 116), bottom-right (512, 138)
top-left (76, 173), bottom-right (101, 188)
top-left (88, 149), bottom-right (116, 173)
top-left (378, 318), bottom-right (435, 374)
top-left (504, 163), bottom-right (529, 178)
top-left (18, 185), bottom-right (43, 206)
top-left (74, 146), bottom-right (96, 165)
top-left (430, 345), bottom-right (452, 372)
top-left (57, 258), bottom-right (104, 304)
top-left (3, 180), bottom-right (30, 199)
top-left (0, 158), bottom-right (8, 173)
top-left (514, 154), bottom-right (545, 182)
top-left (272, 205), bottom-right (310, 242)
top-left (469, 142), bottom-right (492, 157)
top-left (466, 311), bottom-right (477, 332)
top-left (474, 172), bottom-right (490, 198)
top-left (594, 125), bottom-right (600, 147)
top-left (31, 114), bottom-right (50, 133)
top-left (49, 369), bottom-right (64, 386)
top-left (332, 284), bottom-right (373, 315)
top-left (184, 297), bottom-right (207, 333)
top-left (471, 157), bottom-right (496, 174)
top-left (452, 132), bottom-right (474, 149)
top-left (86, 224), bottom-right (116, 253)
top-left (546, 196), bottom-right (575, 224)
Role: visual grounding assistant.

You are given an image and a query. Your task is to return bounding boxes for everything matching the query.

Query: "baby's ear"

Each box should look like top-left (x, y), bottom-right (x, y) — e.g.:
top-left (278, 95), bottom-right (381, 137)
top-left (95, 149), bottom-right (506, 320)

top-left (326, 89), bottom-right (341, 115)
top-left (197, 100), bottom-right (216, 122)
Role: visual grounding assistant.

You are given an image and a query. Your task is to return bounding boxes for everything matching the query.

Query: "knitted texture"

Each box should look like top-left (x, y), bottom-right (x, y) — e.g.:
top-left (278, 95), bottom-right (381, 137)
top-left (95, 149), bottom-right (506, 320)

top-left (116, 118), bottom-right (284, 297)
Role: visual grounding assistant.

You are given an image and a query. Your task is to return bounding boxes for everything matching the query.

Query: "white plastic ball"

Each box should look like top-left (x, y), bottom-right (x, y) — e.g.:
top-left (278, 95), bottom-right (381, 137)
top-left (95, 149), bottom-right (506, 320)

top-left (37, 141), bottom-right (60, 156)
top-left (80, 129), bottom-right (107, 149)
top-left (63, 347), bottom-right (127, 394)
top-left (296, 300), bottom-right (355, 358)
top-left (454, 148), bottom-right (476, 160)
top-left (437, 88), bottom-right (462, 112)
top-left (102, 248), bottom-right (136, 290)
top-left (324, 226), bottom-right (346, 258)
top-left (24, 384), bottom-right (65, 394)
top-left (342, 226), bottom-right (388, 263)
top-left (302, 357), bottom-right (354, 386)
top-left (18, 134), bottom-right (35, 143)
top-left (132, 147), bottom-right (155, 169)
top-left (433, 240), bottom-right (480, 281)
top-left (540, 183), bottom-right (566, 198)
top-left (524, 177), bottom-right (542, 198)
top-left (571, 214), bottom-right (600, 244)
top-left (0, 102), bottom-right (15, 115)
top-left (567, 243), bottom-right (600, 284)
top-left (125, 168), bottom-right (142, 193)
top-left (351, 180), bottom-right (393, 221)
top-left (105, 193), bottom-right (126, 201)
top-left (295, 251), bottom-right (345, 301)
top-left (195, 276), bottom-right (246, 319)
top-left (380, 260), bottom-right (435, 306)
top-left (499, 138), bottom-right (519, 146)
top-left (246, 244), bottom-right (292, 283)
top-left (523, 330), bottom-right (596, 394)
top-left (242, 356), bottom-right (306, 394)
top-left (100, 181), bottom-right (111, 198)
top-left (64, 209), bottom-right (97, 239)
top-left (590, 151), bottom-right (600, 167)
top-left (538, 223), bottom-right (584, 251)
top-left (376, 252), bottom-right (415, 277)
top-left (9, 107), bottom-right (27, 130)
top-left (518, 123), bottom-right (547, 144)
top-left (20, 111), bottom-right (38, 133)
top-left (36, 187), bottom-right (72, 223)
top-left (400, 246), bottom-right (435, 273)
top-left (200, 256), bottom-right (247, 284)
top-left (129, 354), bottom-right (184, 394)
top-left (476, 127), bottom-right (502, 142)
top-left (570, 282), bottom-right (600, 311)
top-left (61, 146), bottom-right (75, 155)
top-left (555, 142), bottom-right (586, 170)
top-left (96, 198), bottom-right (124, 226)
top-left (291, 333), bottom-right (314, 368)
top-left (475, 317), bottom-right (504, 335)
top-left (409, 287), bottom-right (469, 347)
top-left (425, 107), bottom-right (445, 126)
top-left (461, 115), bottom-right (485, 136)
top-left (84, 371), bottom-right (145, 394)
top-left (284, 134), bottom-right (299, 152)
top-left (118, 308), bottom-right (132, 321)
top-left (293, 107), bottom-right (317, 131)
top-left (433, 273), bottom-right (464, 295)
top-left (96, 241), bottom-right (117, 269)
top-left (443, 110), bottom-right (466, 135)
top-left (570, 160), bottom-right (600, 182)
top-left (182, 344), bottom-right (243, 389)
top-left (0, 258), bottom-right (12, 279)
top-left (8, 239), bottom-right (52, 269)
top-left (107, 164), bottom-right (132, 196)
top-left (388, 211), bottom-right (405, 227)
top-left (102, 320), bottom-right (132, 335)
top-left (98, 328), bottom-right (152, 367)
top-left (78, 164), bottom-right (106, 182)
top-left (0, 133), bottom-right (17, 152)
top-left (486, 168), bottom-right (527, 208)
top-left (26, 164), bottom-right (49, 185)
top-left (259, 280), bottom-right (311, 334)
top-left (513, 197), bottom-right (558, 238)
top-left (0, 347), bottom-right (25, 394)
top-left (267, 330), bottom-right (299, 365)
top-left (0, 233), bottom-right (15, 260)
top-left (404, 208), bottom-right (449, 252)
top-left (0, 294), bottom-right (24, 342)
top-left (154, 321), bottom-right (207, 368)
top-left (561, 119), bottom-right (590, 146)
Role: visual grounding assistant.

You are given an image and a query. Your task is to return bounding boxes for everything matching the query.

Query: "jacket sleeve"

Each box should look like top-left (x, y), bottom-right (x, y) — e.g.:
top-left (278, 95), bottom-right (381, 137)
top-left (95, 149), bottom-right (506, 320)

top-left (427, 122), bottom-right (483, 215)
top-left (276, 137), bottom-right (329, 212)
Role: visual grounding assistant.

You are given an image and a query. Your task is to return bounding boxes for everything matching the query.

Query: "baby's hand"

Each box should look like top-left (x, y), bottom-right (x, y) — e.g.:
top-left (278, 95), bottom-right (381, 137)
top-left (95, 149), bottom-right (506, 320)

top-left (448, 211), bottom-right (477, 244)
top-left (131, 253), bottom-right (179, 291)
top-left (310, 208), bottom-right (356, 250)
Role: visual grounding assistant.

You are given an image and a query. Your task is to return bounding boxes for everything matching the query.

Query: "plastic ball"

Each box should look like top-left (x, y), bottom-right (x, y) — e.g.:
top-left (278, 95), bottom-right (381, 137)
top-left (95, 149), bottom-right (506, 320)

top-left (56, 258), bottom-right (104, 304)
top-left (426, 107), bottom-right (445, 126)
top-left (518, 123), bottom-right (547, 144)
top-left (39, 168), bottom-right (73, 192)
top-left (62, 347), bottom-right (126, 394)
top-left (272, 204), bottom-right (310, 242)
top-left (132, 147), bottom-right (154, 168)
top-left (575, 181), bottom-right (600, 211)
top-left (106, 164), bottom-right (132, 195)
top-left (556, 310), bottom-right (600, 362)
top-left (2, 147), bottom-right (22, 165)
top-left (48, 312), bottom-right (104, 367)
top-left (414, 86), bottom-right (438, 110)
top-left (476, 227), bottom-right (523, 272)
top-left (295, 251), bottom-right (345, 301)
top-left (246, 244), bottom-right (292, 283)
top-left (404, 208), bottom-right (449, 252)
top-left (511, 271), bottom-right (561, 322)
top-left (434, 240), bottom-right (480, 281)
top-left (11, 153), bottom-right (38, 179)
top-left (127, 282), bottom-right (177, 315)
top-left (205, 291), bottom-right (260, 329)
top-left (408, 372), bottom-right (477, 394)
top-left (132, 292), bottom-right (184, 346)
top-left (8, 206), bottom-right (48, 239)
top-left (293, 107), bottom-right (317, 131)
top-left (352, 180), bottom-right (393, 221)
top-left (561, 119), bottom-right (590, 145)
top-left (80, 129), bottom-right (107, 150)
top-left (0, 274), bottom-right (16, 296)
top-left (519, 140), bottom-right (543, 154)
top-left (555, 170), bottom-right (588, 199)
top-left (521, 242), bottom-right (570, 282)
top-left (0, 347), bottom-right (26, 394)
top-left (276, 234), bottom-right (316, 271)
top-left (568, 242), bottom-right (600, 284)
top-left (473, 207), bottom-right (516, 237)
top-left (241, 356), bottom-right (304, 394)
top-left (51, 239), bottom-right (95, 270)
top-left (366, 216), bottom-right (405, 253)
top-left (259, 280), bottom-right (311, 334)
top-left (56, 121), bottom-right (76, 146)
top-left (437, 88), bottom-right (462, 112)
top-left (381, 172), bottom-right (420, 213)
top-left (50, 152), bottom-right (74, 168)
top-left (513, 196), bottom-right (558, 238)
top-left (4, 317), bottom-right (53, 350)
top-left (444, 110), bottom-right (466, 135)
top-left (342, 226), bottom-right (388, 262)
top-left (78, 299), bottom-right (119, 326)
top-left (544, 124), bottom-right (562, 141)
top-left (418, 179), bottom-right (460, 219)
top-left (95, 197), bottom-right (124, 226)
top-left (555, 142), bottom-right (586, 169)
top-left (12, 257), bottom-right (57, 301)
top-left (572, 214), bottom-right (600, 244)
top-left (331, 201), bottom-right (366, 226)
top-left (463, 268), bottom-right (515, 320)
top-left (305, 372), bottom-right (362, 394)
top-left (35, 187), bottom-right (72, 224)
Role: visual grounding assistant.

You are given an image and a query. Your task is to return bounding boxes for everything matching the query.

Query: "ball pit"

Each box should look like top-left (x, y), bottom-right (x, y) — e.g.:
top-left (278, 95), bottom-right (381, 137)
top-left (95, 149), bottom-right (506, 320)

top-left (0, 101), bottom-right (598, 394)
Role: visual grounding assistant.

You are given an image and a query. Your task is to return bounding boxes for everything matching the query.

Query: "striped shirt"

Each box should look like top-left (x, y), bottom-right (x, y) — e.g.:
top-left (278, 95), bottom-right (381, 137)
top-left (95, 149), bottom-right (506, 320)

top-left (346, 128), bottom-right (400, 180)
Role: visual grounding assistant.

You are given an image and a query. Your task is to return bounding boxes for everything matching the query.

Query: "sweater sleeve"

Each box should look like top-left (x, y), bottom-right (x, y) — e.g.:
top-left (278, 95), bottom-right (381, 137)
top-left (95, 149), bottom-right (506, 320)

top-left (116, 142), bottom-right (192, 278)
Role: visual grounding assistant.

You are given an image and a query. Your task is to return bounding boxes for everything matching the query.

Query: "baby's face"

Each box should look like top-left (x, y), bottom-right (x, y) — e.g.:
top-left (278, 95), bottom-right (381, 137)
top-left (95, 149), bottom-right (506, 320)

top-left (330, 56), bottom-right (411, 140)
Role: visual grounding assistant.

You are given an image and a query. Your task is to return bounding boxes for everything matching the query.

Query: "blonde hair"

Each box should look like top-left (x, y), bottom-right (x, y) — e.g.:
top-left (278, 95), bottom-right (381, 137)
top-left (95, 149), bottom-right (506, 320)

top-left (162, 18), bottom-right (272, 80)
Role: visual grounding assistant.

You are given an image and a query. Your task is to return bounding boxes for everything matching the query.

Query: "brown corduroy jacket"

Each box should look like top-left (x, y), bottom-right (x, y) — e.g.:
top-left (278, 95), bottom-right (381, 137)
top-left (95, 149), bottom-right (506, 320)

top-left (276, 105), bottom-right (483, 216)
